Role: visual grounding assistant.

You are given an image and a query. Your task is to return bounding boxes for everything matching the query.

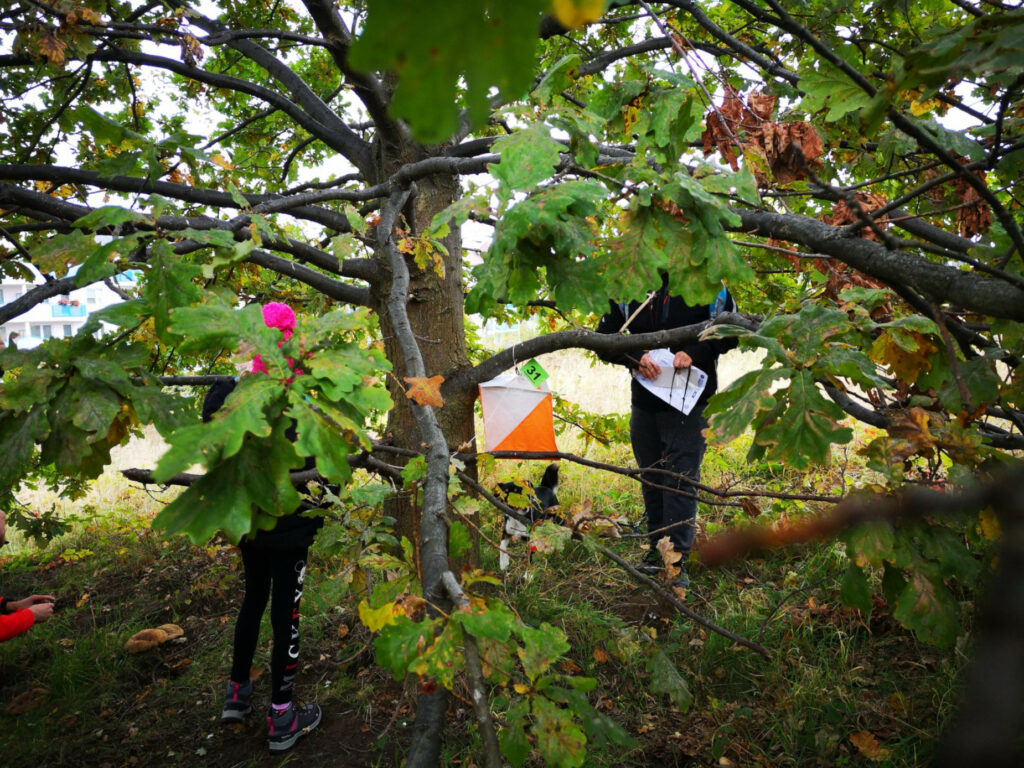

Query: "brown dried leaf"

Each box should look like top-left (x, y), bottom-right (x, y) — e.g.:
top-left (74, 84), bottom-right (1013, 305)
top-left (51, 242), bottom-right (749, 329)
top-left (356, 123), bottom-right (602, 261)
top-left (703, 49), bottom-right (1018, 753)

top-left (67, 8), bottom-right (103, 25)
top-left (656, 536), bottom-right (682, 566)
top-left (180, 33), bottom-right (203, 67)
top-left (740, 498), bottom-right (761, 518)
top-left (769, 122), bottom-right (825, 184)
top-left (849, 730), bottom-right (891, 761)
top-left (747, 91), bottom-right (777, 122)
top-left (38, 31), bottom-right (67, 66)
top-left (5, 687), bottom-right (47, 715)
top-left (404, 375), bottom-right (445, 407)
top-left (886, 406), bottom-right (940, 460)
top-left (953, 173), bottom-right (992, 236)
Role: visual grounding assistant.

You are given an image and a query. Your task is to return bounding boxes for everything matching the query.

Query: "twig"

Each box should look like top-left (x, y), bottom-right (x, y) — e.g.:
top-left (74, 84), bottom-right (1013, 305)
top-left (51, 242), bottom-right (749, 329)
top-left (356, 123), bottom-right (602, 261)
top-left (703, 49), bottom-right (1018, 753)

top-left (597, 545), bottom-right (770, 657)
top-left (455, 468), bottom-right (769, 656)
top-left (439, 571), bottom-right (503, 768)
top-left (699, 463), bottom-right (1024, 566)
top-left (931, 304), bottom-right (974, 412)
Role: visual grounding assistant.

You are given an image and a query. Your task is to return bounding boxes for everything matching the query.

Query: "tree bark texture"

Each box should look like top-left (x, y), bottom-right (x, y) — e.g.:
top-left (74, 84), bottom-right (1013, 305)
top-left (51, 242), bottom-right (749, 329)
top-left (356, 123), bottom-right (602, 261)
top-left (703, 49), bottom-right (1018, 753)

top-left (370, 169), bottom-right (477, 552)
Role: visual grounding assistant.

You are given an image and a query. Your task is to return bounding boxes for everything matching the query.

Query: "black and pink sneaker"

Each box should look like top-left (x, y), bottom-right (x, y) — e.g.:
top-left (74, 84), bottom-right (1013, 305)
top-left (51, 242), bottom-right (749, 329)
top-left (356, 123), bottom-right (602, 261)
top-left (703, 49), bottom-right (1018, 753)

top-left (220, 679), bottom-right (253, 724)
top-left (267, 702), bottom-right (322, 753)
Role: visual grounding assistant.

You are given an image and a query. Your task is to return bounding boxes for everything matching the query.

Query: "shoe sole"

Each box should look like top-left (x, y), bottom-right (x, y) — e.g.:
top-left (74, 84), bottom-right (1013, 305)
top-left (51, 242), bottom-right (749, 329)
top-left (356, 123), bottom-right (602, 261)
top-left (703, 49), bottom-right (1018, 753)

top-left (221, 704), bottom-right (252, 724)
top-left (268, 708), bottom-right (323, 753)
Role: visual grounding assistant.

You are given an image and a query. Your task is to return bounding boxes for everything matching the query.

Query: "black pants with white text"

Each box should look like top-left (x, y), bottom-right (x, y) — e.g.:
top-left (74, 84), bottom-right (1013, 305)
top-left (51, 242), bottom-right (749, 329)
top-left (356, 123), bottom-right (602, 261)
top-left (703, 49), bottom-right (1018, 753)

top-left (230, 544), bottom-right (309, 706)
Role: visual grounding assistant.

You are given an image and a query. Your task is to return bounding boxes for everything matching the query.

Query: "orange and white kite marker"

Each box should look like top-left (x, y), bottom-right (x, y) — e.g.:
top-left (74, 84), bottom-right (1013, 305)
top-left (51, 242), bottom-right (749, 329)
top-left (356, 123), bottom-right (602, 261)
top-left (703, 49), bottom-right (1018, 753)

top-left (478, 371), bottom-right (557, 454)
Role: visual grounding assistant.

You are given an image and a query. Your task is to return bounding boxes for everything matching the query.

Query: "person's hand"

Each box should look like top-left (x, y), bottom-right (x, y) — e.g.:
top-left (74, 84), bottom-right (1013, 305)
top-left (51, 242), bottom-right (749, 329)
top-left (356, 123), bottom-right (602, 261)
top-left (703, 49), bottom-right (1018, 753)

top-left (9, 595), bottom-right (55, 612)
top-left (28, 602), bottom-right (53, 623)
top-left (638, 352), bottom-right (660, 380)
top-left (673, 351), bottom-right (693, 369)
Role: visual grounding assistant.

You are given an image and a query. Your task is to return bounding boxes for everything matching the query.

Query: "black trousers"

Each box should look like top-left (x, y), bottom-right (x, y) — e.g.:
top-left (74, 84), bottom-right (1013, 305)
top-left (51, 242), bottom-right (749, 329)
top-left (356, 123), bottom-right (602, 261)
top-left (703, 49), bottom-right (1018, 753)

top-left (630, 406), bottom-right (707, 557)
top-left (230, 544), bottom-right (309, 705)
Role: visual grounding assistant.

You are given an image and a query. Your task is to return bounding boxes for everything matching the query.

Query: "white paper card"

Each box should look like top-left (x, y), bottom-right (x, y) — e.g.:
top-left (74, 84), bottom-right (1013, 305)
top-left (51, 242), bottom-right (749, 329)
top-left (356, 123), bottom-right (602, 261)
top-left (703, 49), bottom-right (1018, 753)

top-left (635, 348), bottom-right (707, 415)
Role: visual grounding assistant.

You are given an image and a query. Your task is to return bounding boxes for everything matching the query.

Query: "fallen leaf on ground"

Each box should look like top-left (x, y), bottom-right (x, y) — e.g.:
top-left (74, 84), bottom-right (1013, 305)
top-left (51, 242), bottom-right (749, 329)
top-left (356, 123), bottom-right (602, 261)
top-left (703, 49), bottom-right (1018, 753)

top-left (850, 730), bottom-right (891, 761)
top-left (6, 687), bottom-right (47, 715)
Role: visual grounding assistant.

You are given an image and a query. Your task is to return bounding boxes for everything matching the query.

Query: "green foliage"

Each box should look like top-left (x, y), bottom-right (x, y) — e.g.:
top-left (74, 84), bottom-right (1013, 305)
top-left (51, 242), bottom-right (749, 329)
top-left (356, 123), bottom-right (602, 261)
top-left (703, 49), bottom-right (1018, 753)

top-left (350, 0), bottom-right (549, 142)
top-left (149, 301), bottom-right (391, 543)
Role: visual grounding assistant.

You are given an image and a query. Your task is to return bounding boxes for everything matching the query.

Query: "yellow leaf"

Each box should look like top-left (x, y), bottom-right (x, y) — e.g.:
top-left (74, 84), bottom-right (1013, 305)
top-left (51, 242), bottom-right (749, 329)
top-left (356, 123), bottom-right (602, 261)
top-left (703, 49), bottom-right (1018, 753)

top-left (76, 592), bottom-right (90, 607)
top-left (404, 375), bottom-right (445, 407)
top-left (67, 8), bottom-right (103, 25)
top-left (910, 99), bottom-right (936, 116)
top-left (513, 683), bottom-right (530, 694)
top-left (210, 153), bottom-right (235, 170)
top-left (358, 599), bottom-right (404, 632)
top-left (38, 31), bottom-right (67, 67)
top-left (978, 508), bottom-right (1002, 541)
top-left (550, 0), bottom-right (605, 30)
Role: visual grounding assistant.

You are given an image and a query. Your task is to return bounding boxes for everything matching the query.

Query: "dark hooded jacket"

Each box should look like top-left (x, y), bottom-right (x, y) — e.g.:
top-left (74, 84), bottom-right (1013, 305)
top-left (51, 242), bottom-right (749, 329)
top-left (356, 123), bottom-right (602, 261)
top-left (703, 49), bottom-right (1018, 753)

top-left (595, 281), bottom-right (738, 413)
top-left (202, 379), bottom-right (323, 549)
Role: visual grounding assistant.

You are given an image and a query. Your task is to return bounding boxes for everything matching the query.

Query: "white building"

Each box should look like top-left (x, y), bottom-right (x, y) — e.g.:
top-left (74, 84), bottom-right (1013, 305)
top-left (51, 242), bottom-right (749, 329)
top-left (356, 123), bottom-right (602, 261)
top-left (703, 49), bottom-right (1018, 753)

top-left (0, 268), bottom-right (137, 349)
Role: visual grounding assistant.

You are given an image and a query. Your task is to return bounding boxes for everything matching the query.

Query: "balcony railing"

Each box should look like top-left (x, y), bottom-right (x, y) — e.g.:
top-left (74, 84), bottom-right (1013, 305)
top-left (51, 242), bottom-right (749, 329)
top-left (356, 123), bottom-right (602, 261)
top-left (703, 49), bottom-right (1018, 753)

top-left (52, 304), bottom-right (87, 317)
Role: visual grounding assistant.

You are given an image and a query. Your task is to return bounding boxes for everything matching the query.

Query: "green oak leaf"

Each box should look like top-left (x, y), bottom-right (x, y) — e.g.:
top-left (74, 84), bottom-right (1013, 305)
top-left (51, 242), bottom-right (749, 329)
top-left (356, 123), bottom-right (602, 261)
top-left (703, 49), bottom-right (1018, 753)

top-left (753, 370), bottom-right (854, 469)
top-left (839, 563), bottom-right (873, 615)
top-left (515, 622), bottom-right (569, 681)
top-left (408, 621), bottom-right (464, 689)
top-left (0, 409), bottom-right (50, 489)
top-left (448, 520), bottom-right (473, 559)
top-left (534, 54), bottom-right (582, 104)
top-left (499, 699), bottom-right (531, 767)
top-left (548, 686), bottom-right (634, 749)
top-left (350, 0), bottom-right (548, 143)
top-left (142, 242), bottom-right (204, 339)
top-left (847, 521), bottom-right (897, 569)
top-left (893, 572), bottom-right (959, 647)
top-left (287, 395), bottom-right (362, 483)
top-left (799, 63), bottom-right (872, 121)
top-left (153, 421), bottom-right (302, 544)
top-left (153, 376), bottom-right (282, 480)
top-left (374, 615), bottom-right (441, 680)
top-left (452, 598), bottom-right (516, 642)
top-left (647, 646), bottom-right (692, 711)
top-left (490, 123), bottom-right (565, 197)
top-left (531, 696), bottom-right (586, 768)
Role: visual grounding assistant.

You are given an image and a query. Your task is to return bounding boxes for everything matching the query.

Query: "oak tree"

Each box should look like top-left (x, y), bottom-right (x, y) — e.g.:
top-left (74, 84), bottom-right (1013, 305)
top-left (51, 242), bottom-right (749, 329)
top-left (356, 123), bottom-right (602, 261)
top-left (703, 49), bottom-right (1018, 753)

top-left (2, 1), bottom-right (1023, 765)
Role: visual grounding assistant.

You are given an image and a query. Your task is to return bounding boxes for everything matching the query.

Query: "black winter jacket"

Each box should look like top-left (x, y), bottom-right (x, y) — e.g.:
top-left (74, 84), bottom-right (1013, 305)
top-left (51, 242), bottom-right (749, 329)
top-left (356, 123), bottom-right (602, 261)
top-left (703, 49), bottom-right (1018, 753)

top-left (595, 285), bottom-right (738, 413)
top-left (202, 379), bottom-right (323, 550)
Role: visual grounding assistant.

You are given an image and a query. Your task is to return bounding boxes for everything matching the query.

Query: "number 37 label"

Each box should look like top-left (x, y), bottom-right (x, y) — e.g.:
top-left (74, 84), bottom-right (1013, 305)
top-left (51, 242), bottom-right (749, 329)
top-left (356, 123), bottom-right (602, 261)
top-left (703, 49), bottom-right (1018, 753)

top-left (521, 358), bottom-right (549, 388)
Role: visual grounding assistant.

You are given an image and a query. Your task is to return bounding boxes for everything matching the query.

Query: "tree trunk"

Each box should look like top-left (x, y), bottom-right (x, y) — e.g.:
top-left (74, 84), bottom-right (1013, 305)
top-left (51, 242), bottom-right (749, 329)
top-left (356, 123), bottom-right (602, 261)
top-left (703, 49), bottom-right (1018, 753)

top-left (370, 168), bottom-right (477, 559)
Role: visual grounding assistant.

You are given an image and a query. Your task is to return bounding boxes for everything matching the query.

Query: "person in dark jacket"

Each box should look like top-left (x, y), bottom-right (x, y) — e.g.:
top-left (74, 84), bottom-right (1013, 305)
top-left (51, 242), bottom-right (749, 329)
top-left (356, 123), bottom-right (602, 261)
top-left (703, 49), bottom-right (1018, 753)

top-left (210, 303), bottom-right (323, 753)
top-left (596, 275), bottom-right (737, 588)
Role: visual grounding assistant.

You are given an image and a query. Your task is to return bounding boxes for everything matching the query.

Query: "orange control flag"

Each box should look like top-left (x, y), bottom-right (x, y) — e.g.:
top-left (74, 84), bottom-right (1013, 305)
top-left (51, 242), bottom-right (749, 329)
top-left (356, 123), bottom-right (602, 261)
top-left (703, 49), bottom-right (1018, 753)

top-left (479, 371), bottom-right (557, 454)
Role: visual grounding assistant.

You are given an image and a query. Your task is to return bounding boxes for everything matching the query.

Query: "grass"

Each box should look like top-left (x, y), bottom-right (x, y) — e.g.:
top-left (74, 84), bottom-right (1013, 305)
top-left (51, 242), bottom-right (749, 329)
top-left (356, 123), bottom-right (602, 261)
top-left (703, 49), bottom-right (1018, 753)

top-left (1, 391), bottom-right (970, 767)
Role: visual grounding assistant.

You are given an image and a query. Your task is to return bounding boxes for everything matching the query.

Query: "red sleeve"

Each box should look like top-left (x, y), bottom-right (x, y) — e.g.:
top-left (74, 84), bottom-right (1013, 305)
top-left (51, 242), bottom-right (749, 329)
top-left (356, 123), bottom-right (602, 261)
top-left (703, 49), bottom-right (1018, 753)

top-left (0, 608), bottom-right (35, 642)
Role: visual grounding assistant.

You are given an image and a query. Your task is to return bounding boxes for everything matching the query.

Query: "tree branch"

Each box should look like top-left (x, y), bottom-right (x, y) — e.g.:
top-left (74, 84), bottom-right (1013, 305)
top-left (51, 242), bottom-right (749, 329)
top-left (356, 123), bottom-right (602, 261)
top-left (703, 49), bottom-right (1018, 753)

top-left (164, 0), bottom-right (374, 174)
top-left (0, 166), bottom-right (357, 232)
top-left (377, 186), bottom-right (452, 768)
top-left (442, 312), bottom-right (758, 396)
top-left (438, 572), bottom-right (503, 768)
top-left (732, 208), bottom-right (1024, 321)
